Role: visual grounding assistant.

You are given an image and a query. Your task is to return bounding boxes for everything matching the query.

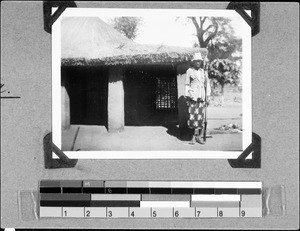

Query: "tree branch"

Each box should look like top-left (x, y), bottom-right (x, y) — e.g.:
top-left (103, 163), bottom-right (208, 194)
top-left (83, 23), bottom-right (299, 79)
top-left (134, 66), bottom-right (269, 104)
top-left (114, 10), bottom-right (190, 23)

top-left (199, 17), bottom-right (207, 29)
top-left (188, 17), bottom-right (200, 32)
top-left (189, 16), bottom-right (208, 48)
top-left (203, 22), bottom-right (219, 47)
top-left (200, 17), bottom-right (207, 25)
top-left (204, 24), bottom-right (214, 33)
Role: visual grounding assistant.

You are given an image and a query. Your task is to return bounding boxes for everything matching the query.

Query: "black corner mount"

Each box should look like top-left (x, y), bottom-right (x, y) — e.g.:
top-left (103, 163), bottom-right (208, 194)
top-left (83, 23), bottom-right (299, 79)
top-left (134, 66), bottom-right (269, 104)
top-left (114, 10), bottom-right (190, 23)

top-left (227, 2), bottom-right (260, 37)
top-left (43, 132), bottom-right (78, 169)
top-left (228, 132), bottom-right (261, 168)
top-left (43, 1), bottom-right (77, 33)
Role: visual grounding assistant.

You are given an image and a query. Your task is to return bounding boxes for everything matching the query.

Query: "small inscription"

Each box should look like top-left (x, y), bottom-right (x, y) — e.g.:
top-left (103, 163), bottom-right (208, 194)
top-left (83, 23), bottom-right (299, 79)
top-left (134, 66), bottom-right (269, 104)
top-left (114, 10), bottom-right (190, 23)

top-left (0, 83), bottom-right (20, 99)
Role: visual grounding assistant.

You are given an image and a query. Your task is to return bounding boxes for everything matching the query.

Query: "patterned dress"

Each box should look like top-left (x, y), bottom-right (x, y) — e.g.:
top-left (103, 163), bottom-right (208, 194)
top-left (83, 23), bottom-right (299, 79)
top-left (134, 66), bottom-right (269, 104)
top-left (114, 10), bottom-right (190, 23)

top-left (187, 99), bottom-right (206, 129)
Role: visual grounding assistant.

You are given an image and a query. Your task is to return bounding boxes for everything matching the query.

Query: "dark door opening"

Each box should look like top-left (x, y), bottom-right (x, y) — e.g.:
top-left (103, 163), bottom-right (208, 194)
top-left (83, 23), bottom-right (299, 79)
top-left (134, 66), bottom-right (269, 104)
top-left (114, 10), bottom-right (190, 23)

top-left (62, 66), bottom-right (108, 127)
top-left (124, 65), bottom-right (178, 126)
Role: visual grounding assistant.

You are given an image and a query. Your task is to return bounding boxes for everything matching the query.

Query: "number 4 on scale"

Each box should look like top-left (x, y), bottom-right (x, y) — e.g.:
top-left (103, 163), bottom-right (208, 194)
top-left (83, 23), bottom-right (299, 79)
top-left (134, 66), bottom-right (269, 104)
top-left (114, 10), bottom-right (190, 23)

top-left (130, 211), bottom-right (135, 217)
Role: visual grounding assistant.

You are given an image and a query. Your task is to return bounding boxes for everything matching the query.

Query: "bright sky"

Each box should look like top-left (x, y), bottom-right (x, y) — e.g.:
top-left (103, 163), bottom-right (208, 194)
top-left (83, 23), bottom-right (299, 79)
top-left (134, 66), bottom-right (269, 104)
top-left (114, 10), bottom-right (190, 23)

top-left (100, 16), bottom-right (244, 48)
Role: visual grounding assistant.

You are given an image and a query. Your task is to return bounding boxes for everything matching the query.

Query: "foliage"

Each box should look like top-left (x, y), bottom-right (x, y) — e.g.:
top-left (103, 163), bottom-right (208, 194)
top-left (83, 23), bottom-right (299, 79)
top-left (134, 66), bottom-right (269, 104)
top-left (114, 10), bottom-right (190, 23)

top-left (110, 17), bottom-right (142, 40)
top-left (208, 59), bottom-right (241, 93)
top-left (207, 37), bottom-right (242, 61)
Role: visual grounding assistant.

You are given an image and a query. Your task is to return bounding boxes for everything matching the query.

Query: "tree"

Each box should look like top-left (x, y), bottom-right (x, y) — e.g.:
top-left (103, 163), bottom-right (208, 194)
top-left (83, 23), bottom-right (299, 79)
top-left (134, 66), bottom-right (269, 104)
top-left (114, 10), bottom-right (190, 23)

top-left (189, 17), bottom-right (242, 59)
top-left (188, 17), bottom-right (219, 48)
top-left (189, 17), bottom-right (242, 102)
top-left (208, 59), bottom-right (241, 95)
top-left (110, 17), bottom-right (142, 40)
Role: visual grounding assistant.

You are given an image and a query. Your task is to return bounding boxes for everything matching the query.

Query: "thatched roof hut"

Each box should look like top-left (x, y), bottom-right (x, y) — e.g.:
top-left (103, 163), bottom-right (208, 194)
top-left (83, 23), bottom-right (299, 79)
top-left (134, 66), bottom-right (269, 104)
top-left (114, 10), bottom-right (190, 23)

top-left (61, 17), bottom-right (202, 66)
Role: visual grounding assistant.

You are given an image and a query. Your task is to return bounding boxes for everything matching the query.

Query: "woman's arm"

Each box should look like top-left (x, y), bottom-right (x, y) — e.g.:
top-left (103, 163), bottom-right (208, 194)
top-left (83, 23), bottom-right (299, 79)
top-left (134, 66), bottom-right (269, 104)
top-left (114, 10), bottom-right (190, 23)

top-left (185, 69), bottom-right (193, 97)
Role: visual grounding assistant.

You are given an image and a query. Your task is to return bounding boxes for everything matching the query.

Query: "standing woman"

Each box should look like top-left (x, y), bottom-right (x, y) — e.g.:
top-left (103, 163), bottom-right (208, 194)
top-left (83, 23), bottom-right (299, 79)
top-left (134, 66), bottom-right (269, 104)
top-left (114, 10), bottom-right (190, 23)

top-left (185, 52), bottom-right (211, 144)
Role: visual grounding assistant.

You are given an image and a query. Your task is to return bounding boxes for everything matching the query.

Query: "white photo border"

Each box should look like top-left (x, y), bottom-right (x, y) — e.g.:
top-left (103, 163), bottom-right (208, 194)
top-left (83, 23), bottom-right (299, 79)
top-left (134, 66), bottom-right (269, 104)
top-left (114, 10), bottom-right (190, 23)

top-left (52, 8), bottom-right (252, 159)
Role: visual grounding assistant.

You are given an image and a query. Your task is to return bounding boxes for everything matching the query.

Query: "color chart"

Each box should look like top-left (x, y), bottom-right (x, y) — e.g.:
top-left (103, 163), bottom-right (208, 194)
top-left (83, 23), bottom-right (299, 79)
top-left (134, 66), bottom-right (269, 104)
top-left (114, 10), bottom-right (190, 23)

top-left (39, 181), bottom-right (262, 218)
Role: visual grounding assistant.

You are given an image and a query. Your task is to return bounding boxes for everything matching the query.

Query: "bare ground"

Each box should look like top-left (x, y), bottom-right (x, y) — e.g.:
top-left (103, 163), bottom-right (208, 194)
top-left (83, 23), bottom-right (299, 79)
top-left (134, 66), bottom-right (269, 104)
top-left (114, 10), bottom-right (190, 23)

top-left (62, 86), bottom-right (243, 152)
top-left (62, 125), bottom-right (242, 151)
top-left (62, 104), bottom-right (243, 152)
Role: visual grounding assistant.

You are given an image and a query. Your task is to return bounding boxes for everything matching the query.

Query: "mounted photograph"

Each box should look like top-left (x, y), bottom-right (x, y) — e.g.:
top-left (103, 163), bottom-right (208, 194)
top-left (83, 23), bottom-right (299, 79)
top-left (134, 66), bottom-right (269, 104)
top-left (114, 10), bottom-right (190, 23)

top-left (52, 8), bottom-right (251, 159)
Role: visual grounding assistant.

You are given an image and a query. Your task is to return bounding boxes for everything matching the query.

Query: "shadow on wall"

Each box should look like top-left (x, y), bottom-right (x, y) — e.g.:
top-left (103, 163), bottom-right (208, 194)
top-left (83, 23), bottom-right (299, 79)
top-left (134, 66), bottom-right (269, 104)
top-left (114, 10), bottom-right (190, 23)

top-left (163, 95), bottom-right (193, 141)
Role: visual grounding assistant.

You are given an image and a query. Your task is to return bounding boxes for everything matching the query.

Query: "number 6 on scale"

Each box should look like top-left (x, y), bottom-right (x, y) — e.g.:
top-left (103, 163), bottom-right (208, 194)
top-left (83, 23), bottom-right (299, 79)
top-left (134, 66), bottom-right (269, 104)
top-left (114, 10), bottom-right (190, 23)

top-left (174, 211), bottom-right (179, 217)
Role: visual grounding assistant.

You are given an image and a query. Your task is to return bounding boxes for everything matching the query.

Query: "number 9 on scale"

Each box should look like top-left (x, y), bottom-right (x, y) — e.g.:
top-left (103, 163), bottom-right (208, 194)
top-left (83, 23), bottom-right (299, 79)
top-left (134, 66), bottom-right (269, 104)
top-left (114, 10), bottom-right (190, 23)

top-left (241, 210), bottom-right (246, 217)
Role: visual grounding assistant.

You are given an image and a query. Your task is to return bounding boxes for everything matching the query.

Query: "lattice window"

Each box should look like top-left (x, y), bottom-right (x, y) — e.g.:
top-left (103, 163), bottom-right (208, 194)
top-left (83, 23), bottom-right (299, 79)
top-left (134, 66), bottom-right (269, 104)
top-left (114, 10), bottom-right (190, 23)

top-left (156, 76), bottom-right (177, 110)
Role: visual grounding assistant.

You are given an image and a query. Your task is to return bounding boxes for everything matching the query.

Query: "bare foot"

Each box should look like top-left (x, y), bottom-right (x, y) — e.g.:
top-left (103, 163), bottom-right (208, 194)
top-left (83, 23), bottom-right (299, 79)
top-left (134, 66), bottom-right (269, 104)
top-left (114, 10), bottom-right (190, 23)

top-left (188, 136), bottom-right (196, 145)
top-left (196, 136), bottom-right (206, 144)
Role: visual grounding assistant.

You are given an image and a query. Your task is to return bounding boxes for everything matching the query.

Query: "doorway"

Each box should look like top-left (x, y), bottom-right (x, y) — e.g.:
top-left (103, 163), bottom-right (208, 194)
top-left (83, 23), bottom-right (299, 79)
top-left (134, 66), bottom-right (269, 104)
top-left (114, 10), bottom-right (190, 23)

top-left (62, 66), bottom-right (108, 127)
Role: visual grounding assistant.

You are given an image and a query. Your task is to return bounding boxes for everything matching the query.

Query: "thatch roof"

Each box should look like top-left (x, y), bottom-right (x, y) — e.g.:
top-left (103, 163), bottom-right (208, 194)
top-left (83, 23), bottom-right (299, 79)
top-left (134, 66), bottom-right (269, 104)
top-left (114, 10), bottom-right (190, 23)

top-left (61, 17), bottom-right (206, 66)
